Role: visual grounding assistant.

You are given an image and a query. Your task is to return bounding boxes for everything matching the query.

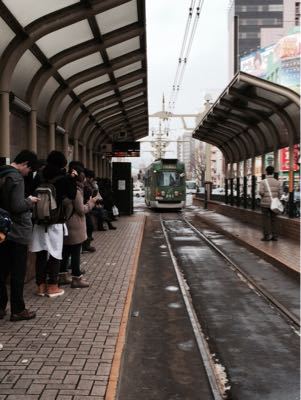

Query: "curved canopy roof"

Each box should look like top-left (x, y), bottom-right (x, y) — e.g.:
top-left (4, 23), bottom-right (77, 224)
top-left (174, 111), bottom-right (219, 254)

top-left (193, 72), bottom-right (300, 164)
top-left (0, 0), bottom-right (148, 147)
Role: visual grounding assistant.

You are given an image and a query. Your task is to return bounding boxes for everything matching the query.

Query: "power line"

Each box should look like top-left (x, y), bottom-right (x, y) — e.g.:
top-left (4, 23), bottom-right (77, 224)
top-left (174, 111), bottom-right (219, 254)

top-left (168, 0), bottom-right (205, 112)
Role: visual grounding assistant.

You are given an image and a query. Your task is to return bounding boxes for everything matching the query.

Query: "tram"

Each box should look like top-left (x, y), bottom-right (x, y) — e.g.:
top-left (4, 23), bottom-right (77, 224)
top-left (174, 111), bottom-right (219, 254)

top-left (144, 158), bottom-right (186, 209)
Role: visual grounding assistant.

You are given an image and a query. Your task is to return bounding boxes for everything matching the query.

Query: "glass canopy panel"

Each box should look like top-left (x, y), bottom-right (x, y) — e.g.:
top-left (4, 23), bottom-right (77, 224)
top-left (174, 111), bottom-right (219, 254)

top-left (12, 50), bottom-right (41, 99)
top-left (122, 93), bottom-right (144, 101)
top-left (73, 75), bottom-right (110, 95)
top-left (2, 0), bottom-right (78, 27)
top-left (98, 111), bottom-right (122, 122)
top-left (37, 77), bottom-right (60, 120)
top-left (90, 102), bottom-right (119, 112)
top-left (114, 61), bottom-right (142, 78)
top-left (125, 103), bottom-right (145, 111)
top-left (83, 91), bottom-right (115, 106)
top-left (119, 80), bottom-right (143, 91)
top-left (106, 37), bottom-right (140, 60)
top-left (56, 95), bottom-right (73, 125)
top-left (95, 0), bottom-right (137, 35)
top-left (0, 19), bottom-right (15, 57)
top-left (58, 53), bottom-right (103, 80)
top-left (36, 20), bottom-right (93, 59)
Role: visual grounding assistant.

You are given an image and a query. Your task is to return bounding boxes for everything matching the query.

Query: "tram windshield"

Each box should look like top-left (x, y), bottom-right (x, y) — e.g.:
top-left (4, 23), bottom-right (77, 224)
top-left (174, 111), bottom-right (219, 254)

top-left (157, 171), bottom-right (182, 187)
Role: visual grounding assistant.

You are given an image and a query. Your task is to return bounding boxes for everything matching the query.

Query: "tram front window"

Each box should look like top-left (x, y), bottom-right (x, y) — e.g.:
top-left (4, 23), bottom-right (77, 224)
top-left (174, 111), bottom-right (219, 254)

top-left (157, 171), bottom-right (181, 186)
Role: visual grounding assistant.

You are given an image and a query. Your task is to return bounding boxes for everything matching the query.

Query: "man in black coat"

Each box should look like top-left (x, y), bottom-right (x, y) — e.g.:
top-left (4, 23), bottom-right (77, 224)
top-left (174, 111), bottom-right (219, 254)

top-left (0, 150), bottom-right (39, 321)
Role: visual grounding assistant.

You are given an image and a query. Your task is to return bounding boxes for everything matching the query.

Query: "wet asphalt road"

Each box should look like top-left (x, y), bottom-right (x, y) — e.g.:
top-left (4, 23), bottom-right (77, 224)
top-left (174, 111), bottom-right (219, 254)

top-left (117, 198), bottom-right (300, 400)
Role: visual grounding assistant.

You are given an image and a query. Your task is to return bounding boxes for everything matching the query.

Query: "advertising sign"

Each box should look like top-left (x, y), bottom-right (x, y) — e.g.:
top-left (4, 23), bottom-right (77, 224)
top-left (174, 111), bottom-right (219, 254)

top-left (279, 145), bottom-right (300, 172)
top-left (240, 30), bottom-right (300, 92)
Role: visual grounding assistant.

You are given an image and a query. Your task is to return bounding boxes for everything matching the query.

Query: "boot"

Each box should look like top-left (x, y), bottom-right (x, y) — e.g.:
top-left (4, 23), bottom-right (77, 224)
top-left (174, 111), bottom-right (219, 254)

top-left (261, 234), bottom-right (271, 241)
top-left (58, 272), bottom-right (72, 285)
top-left (46, 284), bottom-right (64, 298)
top-left (36, 283), bottom-right (47, 296)
top-left (71, 275), bottom-right (89, 289)
top-left (108, 222), bottom-right (116, 230)
top-left (82, 239), bottom-right (96, 253)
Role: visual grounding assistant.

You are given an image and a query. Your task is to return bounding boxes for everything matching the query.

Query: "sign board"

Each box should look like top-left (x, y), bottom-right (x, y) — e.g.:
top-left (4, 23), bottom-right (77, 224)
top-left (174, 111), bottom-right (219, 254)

top-left (112, 142), bottom-right (140, 157)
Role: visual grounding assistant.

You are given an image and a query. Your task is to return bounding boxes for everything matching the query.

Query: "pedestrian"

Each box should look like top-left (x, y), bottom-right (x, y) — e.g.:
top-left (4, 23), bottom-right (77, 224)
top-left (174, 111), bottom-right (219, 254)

top-left (59, 164), bottom-right (97, 288)
top-left (0, 150), bottom-right (39, 321)
top-left (259, 165), bottom-right (282, 241)
top-left (30, 151), bottom-right (77, 297)
top-left (82, 169), bottom-right (97, 252)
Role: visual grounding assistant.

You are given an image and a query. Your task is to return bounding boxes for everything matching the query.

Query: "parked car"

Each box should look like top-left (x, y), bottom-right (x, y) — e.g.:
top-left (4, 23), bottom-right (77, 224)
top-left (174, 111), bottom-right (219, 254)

top-left (133, 187), bottom-right (145, 197)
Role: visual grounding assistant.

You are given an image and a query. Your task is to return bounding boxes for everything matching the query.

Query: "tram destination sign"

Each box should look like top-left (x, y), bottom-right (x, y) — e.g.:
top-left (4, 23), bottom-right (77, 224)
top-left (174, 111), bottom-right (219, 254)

top-left (111, 142), bottom-right (140, 157)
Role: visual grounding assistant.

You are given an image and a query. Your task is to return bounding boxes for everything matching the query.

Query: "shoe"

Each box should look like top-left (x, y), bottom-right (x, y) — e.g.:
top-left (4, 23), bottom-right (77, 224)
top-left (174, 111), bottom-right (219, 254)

top-left (71, 275), bottom-right (89, 289)
top-left (36, 283), bottom-right (47, 296)
top-left (58, 272), bottom-right (72, 285)
top-left (10, 309), bottom-right (36, 321)
top-left (271, 236), bottom-right (278, 241)
top-left (0, 309), bottom-right (6, 319)
top-left (108, 225), bottom-right (116, 230)
top-left (98, 227), bottom-right (106, 231)
top-left (46, 284), bottom-right (64, 298)
top-left (87, 246), bottom-right (96, 252)
top-left (261, 234), bottom-right (271, 241)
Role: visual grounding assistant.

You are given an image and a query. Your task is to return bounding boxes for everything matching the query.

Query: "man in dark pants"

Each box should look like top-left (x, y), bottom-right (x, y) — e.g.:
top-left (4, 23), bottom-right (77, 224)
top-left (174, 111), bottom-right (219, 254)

top-left (0, 150), bottom-right (39, 321)
top-left (259, 165), bottom-right (282, 241)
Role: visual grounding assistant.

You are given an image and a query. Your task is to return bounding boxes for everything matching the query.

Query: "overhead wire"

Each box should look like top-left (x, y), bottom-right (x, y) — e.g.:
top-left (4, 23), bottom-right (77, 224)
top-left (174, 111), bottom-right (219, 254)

top-left (168, 0), bottom-right (205, 112)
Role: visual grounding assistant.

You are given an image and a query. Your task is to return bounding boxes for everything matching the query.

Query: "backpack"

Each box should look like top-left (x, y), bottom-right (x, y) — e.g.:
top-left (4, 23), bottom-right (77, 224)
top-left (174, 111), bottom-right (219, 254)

top-left (0, 167), bottom-right (19, 235)
top-left (32, 176), bottom-right (73, 226)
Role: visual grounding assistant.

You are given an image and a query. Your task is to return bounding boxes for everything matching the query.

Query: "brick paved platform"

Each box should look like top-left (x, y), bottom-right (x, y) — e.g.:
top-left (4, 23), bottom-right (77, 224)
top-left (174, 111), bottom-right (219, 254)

top-left (188, 207), bottom-right (300, 275)
top-left (0, 214), bottom-right (145, 400)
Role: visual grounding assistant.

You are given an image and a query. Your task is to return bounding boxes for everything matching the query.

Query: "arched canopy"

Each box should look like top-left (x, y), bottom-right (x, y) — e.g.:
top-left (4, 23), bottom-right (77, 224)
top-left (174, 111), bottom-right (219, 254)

top-left (193, 71), bottom-right (300, 164)
top-left (0, 0), bottom-right (148, 147)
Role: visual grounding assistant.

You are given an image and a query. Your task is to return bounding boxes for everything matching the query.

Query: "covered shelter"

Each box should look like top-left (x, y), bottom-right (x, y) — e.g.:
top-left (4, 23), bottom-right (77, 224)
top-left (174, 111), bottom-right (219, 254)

top-left (192, 71), bottom-right (300, 214)
top-left (0, 0), bottom-right (148, 176)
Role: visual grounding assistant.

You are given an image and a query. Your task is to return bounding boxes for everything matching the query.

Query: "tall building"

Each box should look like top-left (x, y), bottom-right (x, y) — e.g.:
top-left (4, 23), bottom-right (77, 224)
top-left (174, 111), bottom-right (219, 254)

top-left (236, 0), bottom-right (284, 56)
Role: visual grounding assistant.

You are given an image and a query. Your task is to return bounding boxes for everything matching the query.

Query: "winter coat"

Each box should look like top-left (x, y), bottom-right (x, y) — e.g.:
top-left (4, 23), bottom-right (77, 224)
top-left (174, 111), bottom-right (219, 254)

top-left (0, 165), bottom-right (34, 245)
top-left (259, 175), bottom-right (282, 208)
top-left (63, 185), bottom-right (94, 245)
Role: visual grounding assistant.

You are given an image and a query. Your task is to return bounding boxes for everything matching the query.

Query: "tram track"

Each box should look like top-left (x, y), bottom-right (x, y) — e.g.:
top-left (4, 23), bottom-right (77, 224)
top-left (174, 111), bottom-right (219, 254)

top-left (181, 215), bottom-right (300, 329)
top-left (160, 211), bottom-right (300, 400)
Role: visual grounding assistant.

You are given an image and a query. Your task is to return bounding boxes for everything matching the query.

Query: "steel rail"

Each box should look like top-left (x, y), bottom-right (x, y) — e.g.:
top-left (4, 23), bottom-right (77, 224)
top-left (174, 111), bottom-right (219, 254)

top-left (160, 214), bottom-right (226, 400)
top-left (182, 215), bottom-right (300, 328)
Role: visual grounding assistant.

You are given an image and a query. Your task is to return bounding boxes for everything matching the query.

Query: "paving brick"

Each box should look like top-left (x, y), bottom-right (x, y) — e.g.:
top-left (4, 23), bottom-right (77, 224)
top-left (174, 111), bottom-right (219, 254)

top-left (0, 215), bottom-right (145, 398)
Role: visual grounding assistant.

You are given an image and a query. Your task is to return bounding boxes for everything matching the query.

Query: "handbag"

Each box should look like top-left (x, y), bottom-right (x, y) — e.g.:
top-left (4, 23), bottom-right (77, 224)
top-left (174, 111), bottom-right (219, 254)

top-left (112, 205), bottom-right (119, 217)
top-left (264, 179), bottom-right (283, 214)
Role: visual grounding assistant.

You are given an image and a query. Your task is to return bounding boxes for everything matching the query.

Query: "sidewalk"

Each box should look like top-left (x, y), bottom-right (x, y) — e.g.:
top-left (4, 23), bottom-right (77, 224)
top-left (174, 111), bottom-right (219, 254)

top-left (188, 207), bottom-right (300, 275)
top-left (0, 214), bottom-right (145, 400)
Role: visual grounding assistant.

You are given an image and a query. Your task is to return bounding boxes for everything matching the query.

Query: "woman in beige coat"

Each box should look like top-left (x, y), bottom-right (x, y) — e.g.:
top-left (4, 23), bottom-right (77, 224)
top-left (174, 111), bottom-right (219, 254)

top-left (59, 164), bottom-right (96, 288)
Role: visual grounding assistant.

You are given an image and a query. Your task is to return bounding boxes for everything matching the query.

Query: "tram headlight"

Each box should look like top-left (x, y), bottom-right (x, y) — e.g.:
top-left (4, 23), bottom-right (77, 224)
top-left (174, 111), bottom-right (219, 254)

top-left (161, 191), bottom-right (165, 196)
top-left (174, 191), bottom-right (179, 196)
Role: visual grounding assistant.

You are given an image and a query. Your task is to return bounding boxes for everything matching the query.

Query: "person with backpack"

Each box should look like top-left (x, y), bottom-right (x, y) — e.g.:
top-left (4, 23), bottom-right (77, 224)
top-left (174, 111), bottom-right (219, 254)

top-left (58, 163), bottom-right (97, 288)
top-left (0, 150), bottom-right (39, 321)
top-left (30, 151), bottom-right (77, 298)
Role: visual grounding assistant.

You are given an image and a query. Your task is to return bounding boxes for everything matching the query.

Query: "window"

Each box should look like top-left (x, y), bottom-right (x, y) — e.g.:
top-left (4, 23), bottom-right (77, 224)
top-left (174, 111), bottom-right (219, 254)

top-left (236, 5), bottom-right (283, 12)
top-left (157, 172), bottom-right (182, 187)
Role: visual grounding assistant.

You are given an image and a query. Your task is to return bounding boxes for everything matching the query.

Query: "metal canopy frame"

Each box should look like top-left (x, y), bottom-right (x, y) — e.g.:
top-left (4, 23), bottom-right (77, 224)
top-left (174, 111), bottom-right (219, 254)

top-left (0, 0), bottom-right (148, 157)
top-left (192, 71), bottom-right (300, 164)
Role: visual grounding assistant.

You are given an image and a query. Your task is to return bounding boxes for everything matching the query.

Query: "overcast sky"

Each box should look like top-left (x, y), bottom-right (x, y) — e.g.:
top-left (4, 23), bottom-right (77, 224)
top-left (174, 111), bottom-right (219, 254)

top-left (132, 0), bottom-right (231, 168)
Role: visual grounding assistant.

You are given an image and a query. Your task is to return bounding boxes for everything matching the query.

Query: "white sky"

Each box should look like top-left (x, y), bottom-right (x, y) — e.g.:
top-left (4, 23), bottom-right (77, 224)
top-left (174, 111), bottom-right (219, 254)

top-left (126, 0), bottom-right (231, 170)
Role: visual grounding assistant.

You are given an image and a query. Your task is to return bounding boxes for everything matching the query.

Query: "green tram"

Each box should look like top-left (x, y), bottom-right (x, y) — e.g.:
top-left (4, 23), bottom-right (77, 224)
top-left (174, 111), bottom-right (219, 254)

top-left (144, 159), bottom-right (186, 209)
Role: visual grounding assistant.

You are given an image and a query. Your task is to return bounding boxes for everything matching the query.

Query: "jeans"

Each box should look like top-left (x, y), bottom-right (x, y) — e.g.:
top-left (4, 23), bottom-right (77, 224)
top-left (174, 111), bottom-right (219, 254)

top-left (86, 213), bottom-right (94, 239)
top-left (35, 251), bottom-right (60, 285)
top-left (261, 207), bottom-right (277, 238)
top-left (0, 240), bottom-right (27, 314)
top-left (60, 244), bottom-right (81, 277)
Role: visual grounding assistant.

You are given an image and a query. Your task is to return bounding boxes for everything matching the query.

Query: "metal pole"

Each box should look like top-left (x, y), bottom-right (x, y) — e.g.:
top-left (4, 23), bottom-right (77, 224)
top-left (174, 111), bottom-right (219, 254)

top-left (0, 91), bottom-right (10, 165)
top-left (288, 144), bottom-right (295, 218)
top-left (236, 162), bottom-right (240, 207)
top-left (28, 110), bottom-right (37, 152)
top-left (251, 157), bottom-right (256, 210)
top-left (230, 163), bottom-right (234, 206)
top-left (48, 123), bottom-right (55, 152)
top-left (243, 160), bottom-right (248, 208)
top-left (225, 163), bottom-right (229, 204)
top-left (261, 154), bottom-right (266, 179)
top-left (274, 149), bottom-right (279, 180)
